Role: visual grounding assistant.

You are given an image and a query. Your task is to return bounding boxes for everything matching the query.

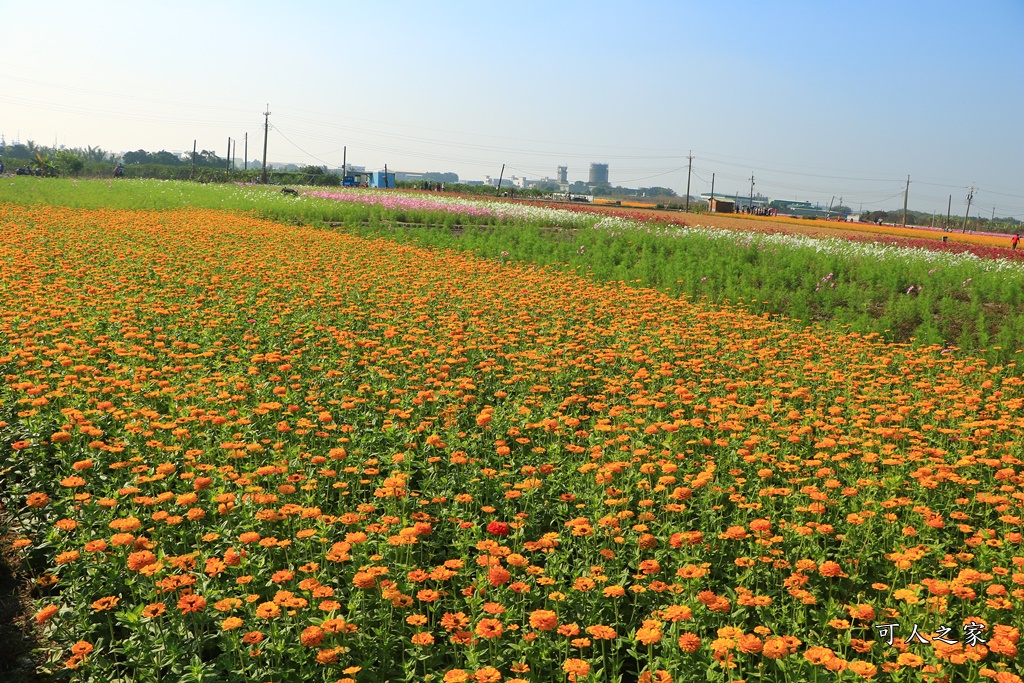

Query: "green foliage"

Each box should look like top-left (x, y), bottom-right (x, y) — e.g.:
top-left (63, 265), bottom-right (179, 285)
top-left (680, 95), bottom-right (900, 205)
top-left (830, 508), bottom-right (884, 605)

top-left (297, 166), bottom-right (341, 187)
top-left (53, 149), bottom-right (86, 177)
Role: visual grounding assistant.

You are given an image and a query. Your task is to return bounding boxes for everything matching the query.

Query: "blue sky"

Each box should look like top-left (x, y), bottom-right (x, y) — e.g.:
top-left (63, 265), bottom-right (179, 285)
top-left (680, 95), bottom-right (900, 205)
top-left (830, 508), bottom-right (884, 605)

top-left (2, 1), bottom-right (1022, 217)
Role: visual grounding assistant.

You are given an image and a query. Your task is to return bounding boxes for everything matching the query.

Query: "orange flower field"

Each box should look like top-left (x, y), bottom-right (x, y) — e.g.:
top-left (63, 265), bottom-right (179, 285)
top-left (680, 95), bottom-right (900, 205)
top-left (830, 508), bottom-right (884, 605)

top-left (1, 203), bottom-right (1022, 683)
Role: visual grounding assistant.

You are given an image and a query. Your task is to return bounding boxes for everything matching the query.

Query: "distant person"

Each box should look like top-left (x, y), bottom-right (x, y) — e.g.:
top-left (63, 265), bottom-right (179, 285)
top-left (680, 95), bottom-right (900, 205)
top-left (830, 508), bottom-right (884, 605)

top-left (1013, 233), bottom-right (1020, 250)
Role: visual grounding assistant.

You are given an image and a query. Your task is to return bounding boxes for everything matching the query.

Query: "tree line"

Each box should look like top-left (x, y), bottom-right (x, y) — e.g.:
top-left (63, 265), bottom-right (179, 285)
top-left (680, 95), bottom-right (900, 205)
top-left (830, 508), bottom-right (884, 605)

top-left (0, 141), bottom-right (341, 185)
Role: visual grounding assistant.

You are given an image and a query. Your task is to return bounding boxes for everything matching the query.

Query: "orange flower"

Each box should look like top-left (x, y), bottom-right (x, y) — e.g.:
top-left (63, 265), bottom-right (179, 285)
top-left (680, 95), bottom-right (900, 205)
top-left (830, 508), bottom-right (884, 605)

top-left (678, 633), bottom-right (701, 652)
top-left (35, 605), bottom-right (59, 623)
top-left (300, 626), bottom-right (325, 647)
top-left (847, 660), bottom-right (878, 679)
top-left (488, 566), bottom-right (511, 586)
top-left (26, 492), bottom-right (50, 508)
top-left (819, 561), bottom-right (846, 577)
top-left (846, 603), bottom-right (875, 621)
top-left (896, 652), bottom-right (923, 667)
top-left (91, 596), bottom-right (119, 612)
top-left (636, 619), bottom-right (663, 645)
top-left (441, 612), bottom-right (469, 632)
top-left (475, 618), bottom-right (504, 639)
top-left (475, 666), bottom-right (502, 683)
top-left (587, 624), bottom-right (617, 640)
top-left (563, 658), bottom-right (591, 682)
top-left (638, 559), bottom-right (661, 574)
top-left (804, 646), bottom-right (835, 665)
top-left (50, 431), bottom-right (72, 444)
top-left (177, 594), bottom-right (206, 614)
top-left (84, 540), bottom-right (108, 553)
top-left (127, 550), bottom-right (158, 571)
top-left (737, 634), bottom-right (763, 654)
top-left (271, 569), bottom-right (294, 584)
top-left (411, 632), bottom-right (435, 646)
top-left (352, 572), bottom-right (376, 589)
top-left (221, 617), bottom-right (244, 631)
top-left (109, 517), bottom-right (141, 532)
top-left (141, 603), bottom-right (166, 618)
top-left (529, 609), bottom-right (558, 631)
top-left (763, 637), bottom-right (791, 659)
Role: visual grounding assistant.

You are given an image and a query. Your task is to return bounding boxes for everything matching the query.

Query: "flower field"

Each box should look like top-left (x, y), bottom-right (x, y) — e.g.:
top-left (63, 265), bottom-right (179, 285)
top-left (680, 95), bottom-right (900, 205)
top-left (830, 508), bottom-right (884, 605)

top-left (1, 199), bottom-right (1023, 683)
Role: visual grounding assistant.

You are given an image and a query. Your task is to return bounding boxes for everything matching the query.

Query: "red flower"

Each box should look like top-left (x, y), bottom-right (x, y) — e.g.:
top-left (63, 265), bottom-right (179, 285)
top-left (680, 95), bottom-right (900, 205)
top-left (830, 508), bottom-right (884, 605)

top-left (487, 521), bottom-right (510, 536)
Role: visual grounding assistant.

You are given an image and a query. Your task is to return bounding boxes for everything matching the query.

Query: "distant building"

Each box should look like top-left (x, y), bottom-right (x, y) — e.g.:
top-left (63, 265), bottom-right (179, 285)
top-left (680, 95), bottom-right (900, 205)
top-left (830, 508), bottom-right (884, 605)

top-left (557, 165), bottom-right (568, 183)
top-left (701, 192), bottom-right (771, 211)
top-left (589, 163), bottom-right (609, 185)
top-left (368, 171), bottom-right (396, 188)
top-left (707, 198), bottom-right (735, 213)
top-left (343, 170), bottom-right (371, 186)
top-left (483, 175), bottom-right (514, 188)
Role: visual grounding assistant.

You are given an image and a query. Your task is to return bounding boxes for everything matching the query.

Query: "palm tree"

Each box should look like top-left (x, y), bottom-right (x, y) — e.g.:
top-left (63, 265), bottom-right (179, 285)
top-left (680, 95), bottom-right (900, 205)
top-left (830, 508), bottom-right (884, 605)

top-left (84, 146), bottom-right (109, 163)
top-left (33, 152), bottom-right (56, 177)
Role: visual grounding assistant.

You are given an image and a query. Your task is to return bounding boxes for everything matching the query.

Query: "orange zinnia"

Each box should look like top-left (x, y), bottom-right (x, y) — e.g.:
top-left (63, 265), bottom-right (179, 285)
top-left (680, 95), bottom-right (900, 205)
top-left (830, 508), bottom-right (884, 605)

top-left (475, 618), bottom-right (504, 639)
top-left (177, 594), bottom-right (206, 614)
top-left (529, 609), bottom-right (558, 631)
top-left (563, 658), bottom-right (591, 682)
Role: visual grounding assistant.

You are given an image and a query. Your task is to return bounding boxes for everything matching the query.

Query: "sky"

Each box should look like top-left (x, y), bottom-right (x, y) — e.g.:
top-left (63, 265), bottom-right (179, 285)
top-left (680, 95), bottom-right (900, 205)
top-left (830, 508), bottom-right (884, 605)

top-left (2, 0), bottom-right (1022, 217)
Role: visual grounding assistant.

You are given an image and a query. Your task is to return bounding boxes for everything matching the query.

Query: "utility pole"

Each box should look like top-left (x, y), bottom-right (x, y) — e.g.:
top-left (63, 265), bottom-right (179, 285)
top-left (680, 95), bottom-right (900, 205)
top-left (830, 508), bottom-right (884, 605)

top-left (190, 139), bottom-right (196, 180)
top-left (244, 133), bottom-right (248, 171)
top-left (962, 186), bottom-right (974, 233)
top-left (902, 175), bottom-right (910, 228)
top-left (685, 151), bottom-right (692, 211)
top-left (826, 196), bottom-right (835, 221)
top-left (226, 137), bottom-right (231, 174)
top-left (710, 173), bottom-right (715, 211)
top-left (261, 105), bottom-right (270, 185)
top-left (749, 174), bottom-right (755, 214)
top-left (838, 197), bottom-right (843, 221)
top-left (496, 163), bottom-right (505, 195)
top-left (945, 195), bottom-right (951, 231)
top-left (342, 146), bottom-right (347, 179)
top-left (384, 163), bottom-right (389, 188)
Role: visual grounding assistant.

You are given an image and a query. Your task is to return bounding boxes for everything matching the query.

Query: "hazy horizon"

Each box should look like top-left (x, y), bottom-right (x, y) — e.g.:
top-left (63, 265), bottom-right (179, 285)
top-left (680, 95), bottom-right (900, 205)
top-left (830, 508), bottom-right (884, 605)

top-left (2, 1), bottom-right (1022, 218)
